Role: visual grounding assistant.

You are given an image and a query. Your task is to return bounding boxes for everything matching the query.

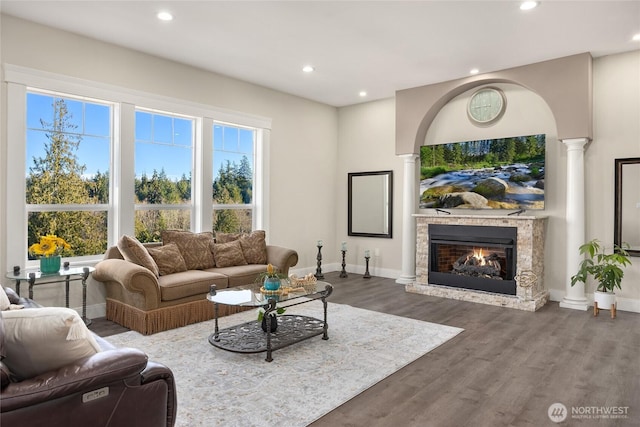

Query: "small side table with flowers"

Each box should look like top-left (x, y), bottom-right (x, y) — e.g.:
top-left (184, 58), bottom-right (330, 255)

top-left (5, 266), bottom-right (95, 325)
top-left (7, 234), bottom-right (94, 325)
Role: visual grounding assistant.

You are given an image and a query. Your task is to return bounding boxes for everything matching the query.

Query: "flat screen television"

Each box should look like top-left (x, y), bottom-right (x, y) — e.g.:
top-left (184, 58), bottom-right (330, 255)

top-left (419, 134), bottom-right (545, 210)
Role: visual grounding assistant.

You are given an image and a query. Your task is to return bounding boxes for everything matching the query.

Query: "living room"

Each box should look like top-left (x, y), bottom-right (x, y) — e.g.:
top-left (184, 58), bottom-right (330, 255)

top-left (1, 1), bottom-right (639, 426)
top-left (1, 1), bottom-right (639, 317)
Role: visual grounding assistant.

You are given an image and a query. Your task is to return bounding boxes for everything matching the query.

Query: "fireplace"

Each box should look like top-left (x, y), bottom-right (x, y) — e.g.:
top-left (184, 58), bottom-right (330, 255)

top-left (428, 224), bottom-right (517, 295)
top-left (409, 214), bottom-right (549, 312)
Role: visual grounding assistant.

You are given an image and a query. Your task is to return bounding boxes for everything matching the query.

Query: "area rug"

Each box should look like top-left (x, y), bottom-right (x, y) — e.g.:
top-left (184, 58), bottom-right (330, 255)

top-left (107, 302), bottom-right (463, 427)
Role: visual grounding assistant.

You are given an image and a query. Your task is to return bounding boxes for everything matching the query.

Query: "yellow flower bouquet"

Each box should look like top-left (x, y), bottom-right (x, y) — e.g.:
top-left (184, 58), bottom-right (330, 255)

top-left (29, 234), bottom-right (71, 257)
top-left (29, 234), bottom-right (71, 274)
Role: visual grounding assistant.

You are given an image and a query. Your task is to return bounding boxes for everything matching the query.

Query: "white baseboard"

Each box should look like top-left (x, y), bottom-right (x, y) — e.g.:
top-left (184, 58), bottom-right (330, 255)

top-left (72, 302), bottom-right (106, 319)
top-left (290, 264), bottom-right (402, 281)
top-left (549, 289), bottom-right (640, 313)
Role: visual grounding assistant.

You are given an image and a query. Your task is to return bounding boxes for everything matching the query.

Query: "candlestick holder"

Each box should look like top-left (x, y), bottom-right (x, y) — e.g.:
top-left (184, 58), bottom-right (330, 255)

top-left (340, 250), bottom-right (348, 278)
top-left (315, 245), bottom-right (324, 279)
top-left (363, 255), bottom-right (371, 279)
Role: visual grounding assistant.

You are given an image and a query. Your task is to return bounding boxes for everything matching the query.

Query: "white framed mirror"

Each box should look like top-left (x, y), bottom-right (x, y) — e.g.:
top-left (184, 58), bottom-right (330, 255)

top-left (348, 170), bottom-right (393, 238)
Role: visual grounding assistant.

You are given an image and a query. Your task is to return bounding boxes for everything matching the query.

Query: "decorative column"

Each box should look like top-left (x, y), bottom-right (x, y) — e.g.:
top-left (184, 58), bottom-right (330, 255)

top-left (559, 138), bottom-right (589, 311)
top-left (396, 154), bottom-right (419, 284)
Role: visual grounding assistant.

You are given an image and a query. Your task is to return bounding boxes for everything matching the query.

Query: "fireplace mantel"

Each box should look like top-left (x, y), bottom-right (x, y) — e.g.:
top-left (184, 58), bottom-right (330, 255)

top-left (408, 213), bottom-right (549, 311)
top-left (412, 213), bottom-right (548, 220)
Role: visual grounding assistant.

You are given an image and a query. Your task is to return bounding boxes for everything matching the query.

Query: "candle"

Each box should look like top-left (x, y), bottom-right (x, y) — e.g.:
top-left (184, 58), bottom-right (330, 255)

top-left (341, 242), bottom-right (347, 251)
top-left (317, 240), bottom-right (323, 248)
top-left (365, 250), bottom-right (370, 258)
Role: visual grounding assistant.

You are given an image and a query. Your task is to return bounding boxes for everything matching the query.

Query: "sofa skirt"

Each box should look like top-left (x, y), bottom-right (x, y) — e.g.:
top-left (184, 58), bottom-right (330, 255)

top-left (106, 298), bottom-right (251, 335)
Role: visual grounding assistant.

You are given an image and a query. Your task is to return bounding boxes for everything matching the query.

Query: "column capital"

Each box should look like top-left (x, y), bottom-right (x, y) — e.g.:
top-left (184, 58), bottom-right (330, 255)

top-left (561, 137), bottom-right (589, 150)
top-left (399, 153), bottom-right (419, 162)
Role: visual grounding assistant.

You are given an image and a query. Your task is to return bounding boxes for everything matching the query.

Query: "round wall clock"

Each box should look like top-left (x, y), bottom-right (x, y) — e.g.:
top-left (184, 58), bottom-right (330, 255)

top-left (467, 87), bottom-right (506, 125)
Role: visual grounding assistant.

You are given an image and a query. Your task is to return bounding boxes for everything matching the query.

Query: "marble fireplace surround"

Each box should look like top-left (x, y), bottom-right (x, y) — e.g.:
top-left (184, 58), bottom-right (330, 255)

top-left (407, 214), bottom-right (549, 311)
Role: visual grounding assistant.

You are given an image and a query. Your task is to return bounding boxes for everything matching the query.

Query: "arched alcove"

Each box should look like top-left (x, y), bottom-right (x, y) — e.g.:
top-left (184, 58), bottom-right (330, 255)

top-left (395, 53), bottom-right (592, 311)
top-left (396, 53), bottom-right (592, 155)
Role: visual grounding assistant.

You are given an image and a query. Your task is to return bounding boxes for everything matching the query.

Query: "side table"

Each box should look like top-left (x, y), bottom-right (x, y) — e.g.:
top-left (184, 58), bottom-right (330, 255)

top-left (4, 266), bottom-right (95, 325)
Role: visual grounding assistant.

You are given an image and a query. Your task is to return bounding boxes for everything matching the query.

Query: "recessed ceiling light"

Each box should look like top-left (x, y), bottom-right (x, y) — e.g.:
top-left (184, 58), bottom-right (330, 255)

top-left (470, 68), bottom-right (480, 75)
top-left (520, 1), bottom-right (539, 11)
top-left (302, 65), bottom-right (315, 73)
top-left (633, 33), bottom-right (640, 42)
top-left (359, 91), bottom-right (367, 97)
top-left (157, 11), bottom-right (173, 21)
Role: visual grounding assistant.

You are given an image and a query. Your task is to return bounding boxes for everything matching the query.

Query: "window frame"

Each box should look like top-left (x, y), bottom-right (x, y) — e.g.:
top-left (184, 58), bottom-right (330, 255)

top-left (24, 88), bottom-right (114, 261)
top-left (212, 122), bottom-right (259, 232)
top-left (4, 64), bottom-right (271, 269)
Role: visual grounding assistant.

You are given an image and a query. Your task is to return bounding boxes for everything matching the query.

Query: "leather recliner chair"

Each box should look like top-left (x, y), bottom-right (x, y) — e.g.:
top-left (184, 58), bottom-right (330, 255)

top-left (0, 288), bottom-right (177, 427)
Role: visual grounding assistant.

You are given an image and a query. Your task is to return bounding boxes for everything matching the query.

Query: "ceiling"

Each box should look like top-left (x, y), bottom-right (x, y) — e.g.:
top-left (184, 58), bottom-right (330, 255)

top-left (2, 1), bottom-right (639, 107)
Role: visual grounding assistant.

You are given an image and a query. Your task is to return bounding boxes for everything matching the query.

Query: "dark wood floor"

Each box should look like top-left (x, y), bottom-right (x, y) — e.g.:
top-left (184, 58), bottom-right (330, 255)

top-left (90, 272), bottom-right (640, 427)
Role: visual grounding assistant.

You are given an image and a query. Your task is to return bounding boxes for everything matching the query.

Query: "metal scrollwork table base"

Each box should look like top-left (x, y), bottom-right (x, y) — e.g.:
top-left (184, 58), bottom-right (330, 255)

top-left (207, 282), bottom-right (333, 362)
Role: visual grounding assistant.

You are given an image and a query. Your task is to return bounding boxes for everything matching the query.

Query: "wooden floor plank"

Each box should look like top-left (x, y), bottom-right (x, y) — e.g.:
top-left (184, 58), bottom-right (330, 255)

top-left (90, 271), bottom-right (640, 426)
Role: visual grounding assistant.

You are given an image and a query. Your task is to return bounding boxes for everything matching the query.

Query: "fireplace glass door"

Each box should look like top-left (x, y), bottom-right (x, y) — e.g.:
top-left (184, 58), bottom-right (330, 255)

top-left (429, 224), bottom-right (517, 295)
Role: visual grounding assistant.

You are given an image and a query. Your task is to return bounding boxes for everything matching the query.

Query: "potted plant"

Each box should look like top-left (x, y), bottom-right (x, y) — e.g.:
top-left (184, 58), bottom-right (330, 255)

top-left (570, 239), bottom-right (631, 314)
top-left (255, 263), bottom-right (286, 290)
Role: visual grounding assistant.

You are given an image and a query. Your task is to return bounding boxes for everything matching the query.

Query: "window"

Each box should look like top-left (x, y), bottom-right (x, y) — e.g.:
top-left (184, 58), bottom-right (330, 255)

top-left (26, 90), bottom-right (112, 258)
top-left (5, 65), bottom-right (271, 268)
top-left (134, 109), bottom-right (195, 242)
top-left (212, 124), bottom-right (256, 233)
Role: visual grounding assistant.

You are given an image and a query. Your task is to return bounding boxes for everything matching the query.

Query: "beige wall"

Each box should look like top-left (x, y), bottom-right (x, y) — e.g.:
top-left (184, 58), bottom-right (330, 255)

top-left (337, 98), bottom-right (404, 277)
top-left (589, 51), bottom-right (640, 307)
top-left (0, 15), bottom-right (338, 310)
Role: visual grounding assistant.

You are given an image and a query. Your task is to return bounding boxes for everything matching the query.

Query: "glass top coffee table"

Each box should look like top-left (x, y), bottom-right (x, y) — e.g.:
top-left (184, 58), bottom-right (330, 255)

top-left (207, 281), bottom-right (333, 362)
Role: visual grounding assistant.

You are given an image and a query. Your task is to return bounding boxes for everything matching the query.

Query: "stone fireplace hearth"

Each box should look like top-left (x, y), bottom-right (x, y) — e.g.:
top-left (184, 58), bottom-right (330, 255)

top-left (406, 214), bottom-right (549, 311)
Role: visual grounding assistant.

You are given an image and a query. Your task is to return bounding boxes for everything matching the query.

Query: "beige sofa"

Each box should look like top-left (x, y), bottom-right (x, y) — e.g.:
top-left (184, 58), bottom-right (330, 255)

top-left (93, 230), bottom-right (298, 335)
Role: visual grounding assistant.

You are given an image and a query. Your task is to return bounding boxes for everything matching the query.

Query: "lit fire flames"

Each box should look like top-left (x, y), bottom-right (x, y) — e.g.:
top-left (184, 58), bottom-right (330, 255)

top-left (466, 248), bottom-right (499, 269)
top-left (470, 248), bottom-right (487, 265)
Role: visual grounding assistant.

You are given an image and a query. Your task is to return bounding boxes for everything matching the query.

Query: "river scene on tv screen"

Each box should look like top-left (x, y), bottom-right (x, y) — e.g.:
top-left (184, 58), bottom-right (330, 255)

top-left (420, 134), bottom-right (545, 210)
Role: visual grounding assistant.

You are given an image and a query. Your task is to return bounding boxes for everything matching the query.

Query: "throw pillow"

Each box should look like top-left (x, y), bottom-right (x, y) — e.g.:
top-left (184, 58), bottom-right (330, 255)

top-left (161, 230), bottom-right (215, 270)
top-left (215, 232), bottom-right (243, 244)
top-left (0, 287), bottom-right (9, 311)
top-left (147, 242), bottom-right (188, 276)
top-left (212, 240), bottom-right (248, 268)
top-left (239, 230), bottom-right (268, 264)
top-left (2, 307), bottom-right (101, 380)
top-left (117, 235), bottom-right (160, 278)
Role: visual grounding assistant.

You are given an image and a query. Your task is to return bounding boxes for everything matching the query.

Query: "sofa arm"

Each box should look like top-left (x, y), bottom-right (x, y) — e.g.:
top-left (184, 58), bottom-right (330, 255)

top-left (93, 259), bottom-right (162, 309)
top-left (266, 245), bottom-right (298, 275)
top-left (0, 348), bottom-right (149, 412)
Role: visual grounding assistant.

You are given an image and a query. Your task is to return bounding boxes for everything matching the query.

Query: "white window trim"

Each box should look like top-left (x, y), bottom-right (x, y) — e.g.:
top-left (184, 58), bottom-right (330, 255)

top-left (3, 64), bottom-right (272, 268)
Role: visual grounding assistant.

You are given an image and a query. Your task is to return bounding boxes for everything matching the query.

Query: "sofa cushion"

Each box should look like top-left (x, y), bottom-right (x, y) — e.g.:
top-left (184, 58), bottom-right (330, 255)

top-left (239, 230), bottom-right (268, 264)
top-left (162, 230), bottom-right (215, 270)
top-left (117, 235), bottom-right (160, 278)
top-left (1, 307), bottom-right (101, 380)
top-left (215, 232), bottom-right (243, 244)
top-left (208, 264), bottom-right (271, 287)
top-left (147, 242), bottom-right (188, 276)
top-left (158, 270), bottom-right (228, 301)
top-left (212, 240), bottom-right (248, 268)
